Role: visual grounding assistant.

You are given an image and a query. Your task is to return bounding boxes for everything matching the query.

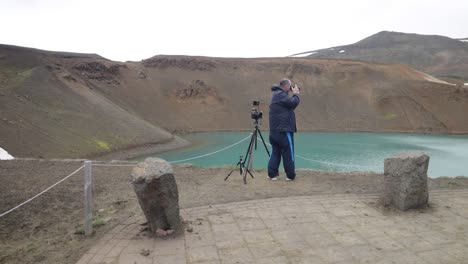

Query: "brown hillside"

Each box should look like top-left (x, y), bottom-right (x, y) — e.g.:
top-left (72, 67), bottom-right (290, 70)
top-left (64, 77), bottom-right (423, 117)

top-left (67, 55), bottom-right (468, 133)
top-left (1, 45), bottom-right (468, 158)
top-left (0, 45), bottom-right (184, 159)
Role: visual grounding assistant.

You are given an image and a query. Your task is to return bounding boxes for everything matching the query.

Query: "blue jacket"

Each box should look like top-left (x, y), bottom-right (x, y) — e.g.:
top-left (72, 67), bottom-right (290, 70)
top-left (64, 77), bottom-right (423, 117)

top-left (269, 85), bottom-right (300, 132)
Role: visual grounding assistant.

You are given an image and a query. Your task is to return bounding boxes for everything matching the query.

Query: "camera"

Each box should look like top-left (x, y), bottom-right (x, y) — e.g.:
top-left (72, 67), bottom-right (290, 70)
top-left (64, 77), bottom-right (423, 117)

top-left (290, 84), bottom-right (301, 92)
top-left (251, 100), bottom-right (263, 121)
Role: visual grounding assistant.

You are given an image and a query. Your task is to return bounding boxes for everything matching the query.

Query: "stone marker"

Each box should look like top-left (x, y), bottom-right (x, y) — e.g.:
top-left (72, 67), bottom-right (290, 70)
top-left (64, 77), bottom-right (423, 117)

top-left (382, 152), bottom-right (429, 210)
top-left (131, 158), bottom-right (180, 235)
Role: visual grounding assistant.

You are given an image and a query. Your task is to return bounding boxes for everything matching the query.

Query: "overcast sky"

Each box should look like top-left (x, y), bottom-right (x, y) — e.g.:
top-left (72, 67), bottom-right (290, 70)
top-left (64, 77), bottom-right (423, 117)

top-left (1, 0), bottom-right (467, 61)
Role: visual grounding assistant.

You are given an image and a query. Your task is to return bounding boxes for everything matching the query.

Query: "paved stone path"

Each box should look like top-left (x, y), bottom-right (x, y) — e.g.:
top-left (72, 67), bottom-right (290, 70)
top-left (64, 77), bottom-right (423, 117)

top-left (77, 190), bottom-right (468, 264)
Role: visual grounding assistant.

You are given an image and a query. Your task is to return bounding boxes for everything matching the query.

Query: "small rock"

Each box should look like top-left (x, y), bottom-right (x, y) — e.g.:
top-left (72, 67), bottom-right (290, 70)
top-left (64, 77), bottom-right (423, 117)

top-left (140, 249), bottom-right (151, 257)
top-left (186, 227), bottom-right (193, 233)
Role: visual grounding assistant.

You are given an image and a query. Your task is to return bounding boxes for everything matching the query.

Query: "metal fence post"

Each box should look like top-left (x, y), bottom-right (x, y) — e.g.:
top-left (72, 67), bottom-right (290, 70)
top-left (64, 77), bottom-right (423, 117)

top-left (84, 160), bottom-right (93, 236)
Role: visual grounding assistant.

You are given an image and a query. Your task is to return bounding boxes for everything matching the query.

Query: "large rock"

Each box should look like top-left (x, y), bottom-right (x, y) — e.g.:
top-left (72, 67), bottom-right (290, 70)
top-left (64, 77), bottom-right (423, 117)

top-left (131, 158), bottom-right (180, 234)
top-left (382, 152), bottom-right (429, 210)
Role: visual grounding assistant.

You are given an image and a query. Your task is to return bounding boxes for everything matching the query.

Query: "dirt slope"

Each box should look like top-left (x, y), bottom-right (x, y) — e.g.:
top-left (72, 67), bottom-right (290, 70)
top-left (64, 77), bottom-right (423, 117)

top-left (1, 44), bottom-right (468, 158)
top-left (77, 55), bottom-right (468, 134)
top-left (0, 45), bottom-right (183, 159)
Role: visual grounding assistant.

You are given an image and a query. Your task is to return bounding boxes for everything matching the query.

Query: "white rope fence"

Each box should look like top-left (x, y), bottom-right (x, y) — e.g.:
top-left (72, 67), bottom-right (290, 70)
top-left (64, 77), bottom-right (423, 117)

top-left (0, 165), bottom-right (85, 218)
top-left (167, 135), bottom-right (251, 163)
top-left (91, 163), bottom-right (136, 167)
top-left (0, 133), bottom-right (378, 225)
top-left (0, 135), bottom-right (251, 220)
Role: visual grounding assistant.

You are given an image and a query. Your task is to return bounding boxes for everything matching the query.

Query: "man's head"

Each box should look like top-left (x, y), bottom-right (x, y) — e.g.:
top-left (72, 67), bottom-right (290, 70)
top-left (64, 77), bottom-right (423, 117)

top-left (279, 78), bottom-right (291, 92)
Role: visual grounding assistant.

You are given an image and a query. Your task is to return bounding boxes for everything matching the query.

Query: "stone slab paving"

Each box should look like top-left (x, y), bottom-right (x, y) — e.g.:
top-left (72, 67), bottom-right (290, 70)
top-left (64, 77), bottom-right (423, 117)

top-left (77, 190), bottom-right (468, 264)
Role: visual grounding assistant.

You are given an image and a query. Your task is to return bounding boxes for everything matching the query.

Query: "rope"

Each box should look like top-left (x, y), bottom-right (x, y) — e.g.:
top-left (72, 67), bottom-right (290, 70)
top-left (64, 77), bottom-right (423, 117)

top-left (168, 135), bottom-right (251, 163)
top-left (295, 154), bottom-right (378, 169)
top-left (90, 135), bottom-right (252, 167)
top-left (0, 165), bottom-right (85, 218)
top-left (92, 163), bottom-right (136, 167)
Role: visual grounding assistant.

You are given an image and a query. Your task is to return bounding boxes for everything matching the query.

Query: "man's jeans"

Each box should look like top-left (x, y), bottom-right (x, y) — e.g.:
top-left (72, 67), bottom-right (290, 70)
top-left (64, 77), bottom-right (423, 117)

top-left (267, 131), bottom-right (295, 179)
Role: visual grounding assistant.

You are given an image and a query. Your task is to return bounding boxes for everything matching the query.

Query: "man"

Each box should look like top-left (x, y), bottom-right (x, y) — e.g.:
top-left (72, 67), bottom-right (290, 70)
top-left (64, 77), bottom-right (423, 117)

top-left (267, 78), bottom-right (301, 181)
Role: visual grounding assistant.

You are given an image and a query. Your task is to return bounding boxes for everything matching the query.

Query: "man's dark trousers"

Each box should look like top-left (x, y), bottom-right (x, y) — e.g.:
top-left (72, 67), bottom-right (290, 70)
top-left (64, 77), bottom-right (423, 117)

top-left (268, 131), bottom-right (295, 179)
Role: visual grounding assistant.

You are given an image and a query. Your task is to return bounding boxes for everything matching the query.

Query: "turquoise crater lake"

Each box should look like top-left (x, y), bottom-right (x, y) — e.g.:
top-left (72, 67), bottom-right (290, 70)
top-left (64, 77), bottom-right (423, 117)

top-left (136, 132), bottom-right (468, 178)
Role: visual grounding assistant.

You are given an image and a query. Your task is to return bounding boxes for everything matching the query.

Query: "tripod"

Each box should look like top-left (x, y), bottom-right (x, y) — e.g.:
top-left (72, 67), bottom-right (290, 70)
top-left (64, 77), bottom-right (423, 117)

top-left (225, 120), bottom-right (271, 184)
top-left (224, 156), bottom-right (254, 183)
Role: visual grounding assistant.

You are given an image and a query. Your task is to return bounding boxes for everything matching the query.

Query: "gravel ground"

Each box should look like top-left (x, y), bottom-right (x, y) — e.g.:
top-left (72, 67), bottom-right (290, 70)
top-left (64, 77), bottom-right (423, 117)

top-left (1, 159), bottom-right (467, 264)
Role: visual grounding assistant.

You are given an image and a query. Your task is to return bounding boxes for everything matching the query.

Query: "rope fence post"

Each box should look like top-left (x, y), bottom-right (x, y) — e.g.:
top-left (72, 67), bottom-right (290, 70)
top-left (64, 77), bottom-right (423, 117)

top-left (84, 160), bottom-right (93, 236)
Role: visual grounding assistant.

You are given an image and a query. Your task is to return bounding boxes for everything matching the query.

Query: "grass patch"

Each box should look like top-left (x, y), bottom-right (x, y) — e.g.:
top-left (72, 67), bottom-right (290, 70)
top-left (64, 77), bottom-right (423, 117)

top-left (94, 139), bottom-right (111, 151)
top-left (384, 113), bottom-right (397, 120)
top-left (93, 217), bottom-right (107, 228)
top-left (74, 216), bottom-right (107, 235)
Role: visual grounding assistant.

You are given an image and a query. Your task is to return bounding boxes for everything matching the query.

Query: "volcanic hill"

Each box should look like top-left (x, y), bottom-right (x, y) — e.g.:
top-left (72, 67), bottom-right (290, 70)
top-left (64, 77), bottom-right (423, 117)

top-left (299, 31), bottom-right (468, 80)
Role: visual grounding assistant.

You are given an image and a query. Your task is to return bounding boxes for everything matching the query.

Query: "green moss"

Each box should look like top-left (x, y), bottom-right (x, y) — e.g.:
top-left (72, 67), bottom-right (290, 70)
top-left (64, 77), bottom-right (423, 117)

top-left (94, 139), bottom-right (111, 151)
top-left (92, 217), bottom-right (106, 227)
top-left (384, 113), bottom-right (397, 120)
top-left (74, 217), bottom-right (107, 235)
top-left (74, 227), bottom-right (85, 235)
top-left (0, 65), bottom-right (34, 82)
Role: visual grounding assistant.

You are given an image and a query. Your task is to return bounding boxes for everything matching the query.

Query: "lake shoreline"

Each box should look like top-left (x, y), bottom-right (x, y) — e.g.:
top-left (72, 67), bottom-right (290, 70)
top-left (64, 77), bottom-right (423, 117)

top-left (93, 131), bottom-right (468, 177)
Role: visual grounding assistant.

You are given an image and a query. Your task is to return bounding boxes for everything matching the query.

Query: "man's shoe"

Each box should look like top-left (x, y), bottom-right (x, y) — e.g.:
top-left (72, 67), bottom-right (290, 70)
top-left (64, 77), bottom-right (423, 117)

top-left (267, 176), bottom-right (278, 181)
top-left (285, 177), bottom-right (294, 181)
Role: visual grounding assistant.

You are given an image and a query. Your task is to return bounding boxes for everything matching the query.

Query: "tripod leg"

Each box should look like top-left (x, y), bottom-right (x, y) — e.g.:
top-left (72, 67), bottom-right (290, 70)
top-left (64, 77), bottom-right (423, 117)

top-left (257, 128), bottom-right (271, 157)
top-left (243, 133), bottom-right (255, 166)
top-left (244, 138), bottom-right (254, 184)
top-left (225, 161), bottom-right (241, 181)
top-left (254, 129), bottom-right (258, 150)
top-left (248, 150), bottom-right (254, 174)
top-left (245, 168), bottom-right (255, 179)
top-left (225, 167), bottom-right (237, 181)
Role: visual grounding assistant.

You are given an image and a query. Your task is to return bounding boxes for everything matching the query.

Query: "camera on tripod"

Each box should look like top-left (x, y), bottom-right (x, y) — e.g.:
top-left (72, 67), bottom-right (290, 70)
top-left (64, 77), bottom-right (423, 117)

top-left (225, 100), bottom-right (270, 184)
top-left (251, 100), bottom-right (263, 121)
